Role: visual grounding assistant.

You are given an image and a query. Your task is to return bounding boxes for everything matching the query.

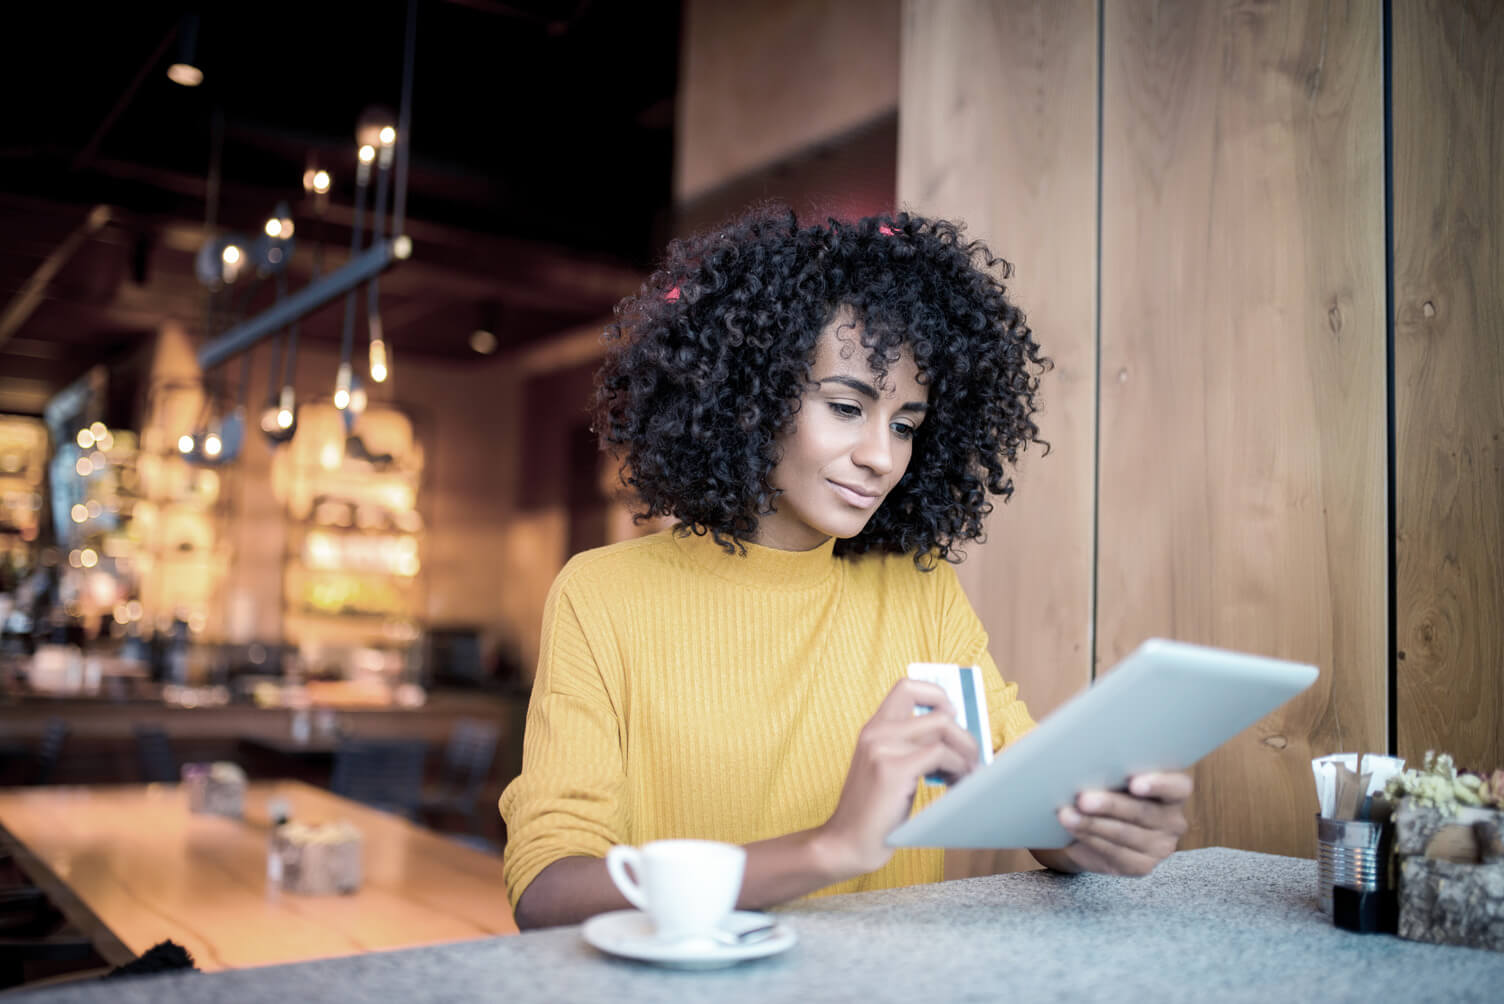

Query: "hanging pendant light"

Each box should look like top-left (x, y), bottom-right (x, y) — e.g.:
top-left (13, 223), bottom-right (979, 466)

top-left (335, 141), bottom-right (374, 411)
top-left (166, 14), bottom-right (203, 87)
top-left (186, 357), bottom-right (249, 467)
top-left (260, 270), bottom-right (299, 445)
top-left (362, 109), bottom-right (397, 387)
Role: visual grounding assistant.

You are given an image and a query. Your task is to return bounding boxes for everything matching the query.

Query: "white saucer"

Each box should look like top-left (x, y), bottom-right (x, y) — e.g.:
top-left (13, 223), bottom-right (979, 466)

top-left (581, 909), bottom-right (796, 970)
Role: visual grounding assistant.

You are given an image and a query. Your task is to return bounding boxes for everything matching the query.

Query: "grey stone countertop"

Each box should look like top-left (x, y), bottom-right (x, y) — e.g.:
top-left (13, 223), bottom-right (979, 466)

top-left (21, 847), bottom-right (1503, 1003)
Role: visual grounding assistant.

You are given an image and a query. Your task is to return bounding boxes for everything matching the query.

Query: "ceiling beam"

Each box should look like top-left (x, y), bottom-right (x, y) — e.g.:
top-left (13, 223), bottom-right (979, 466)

top-left (0, 205), bottom-right (112, 351)
top-left (71, 22), bottom-right (179, 174)
top-left (197, 240), bottom-right (404, 369)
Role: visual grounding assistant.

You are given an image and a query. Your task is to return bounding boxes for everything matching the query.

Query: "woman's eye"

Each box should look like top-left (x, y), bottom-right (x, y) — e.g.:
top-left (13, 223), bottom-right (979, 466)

top-left (828, 402), bottom-right (862, 418)
top-left (892, 423), bottom-right (916, 440)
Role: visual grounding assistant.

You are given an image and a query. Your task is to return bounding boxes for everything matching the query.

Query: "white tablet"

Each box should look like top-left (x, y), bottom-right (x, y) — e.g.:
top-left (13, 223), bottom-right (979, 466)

top-left (886, 638), bottom-right (1319, 849)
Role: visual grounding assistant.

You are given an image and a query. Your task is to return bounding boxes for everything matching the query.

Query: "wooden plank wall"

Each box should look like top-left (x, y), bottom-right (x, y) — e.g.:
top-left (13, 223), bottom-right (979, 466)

top-left (1392, 0), bottom-right (1504, 773)
top-left (676, 0), bottom-right (900, 203)
top-left (1097, 0), bottom-right (1386, 858)
top-left (900, 0), bottom-right (1390, 865)
top-left (898, 0), bottom-right (1099, 876)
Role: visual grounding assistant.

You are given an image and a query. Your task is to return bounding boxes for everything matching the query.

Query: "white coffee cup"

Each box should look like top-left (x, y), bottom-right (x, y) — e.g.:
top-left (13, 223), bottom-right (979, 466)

top-left (605, 839), bottom-right (746, 942)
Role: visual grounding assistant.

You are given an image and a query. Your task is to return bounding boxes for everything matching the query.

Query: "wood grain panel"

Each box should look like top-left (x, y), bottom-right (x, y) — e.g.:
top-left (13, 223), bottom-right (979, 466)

top-left (0, 782), bottom-right (516, 971)
top-left (1393, 0), bottom-right (1504, 773)
top-left (677, 0), bottom-right (900, 201)
top-left (1097, 0), bottom-right (1386, 858)
top-left (899, 0), bottom-right (1098, 876)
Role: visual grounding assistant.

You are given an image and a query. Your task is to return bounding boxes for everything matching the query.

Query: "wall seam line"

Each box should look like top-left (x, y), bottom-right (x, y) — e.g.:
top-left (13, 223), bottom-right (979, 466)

top-left (1382, 0), bottom-right (1398, 756)
top-left (1089, 0), bottom-right (1105, 683)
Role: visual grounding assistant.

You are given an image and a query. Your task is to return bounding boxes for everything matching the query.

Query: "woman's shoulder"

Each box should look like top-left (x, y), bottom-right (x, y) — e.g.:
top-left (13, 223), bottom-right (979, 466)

top-left (552, 529), bottom-right (686, 594)
top-left (841, 548), bottom-right (964, 595)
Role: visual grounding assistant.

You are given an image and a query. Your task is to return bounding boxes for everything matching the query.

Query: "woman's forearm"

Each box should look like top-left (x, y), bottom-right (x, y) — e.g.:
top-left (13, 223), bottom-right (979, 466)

top-left (513, 827), bottom-right (852, 930)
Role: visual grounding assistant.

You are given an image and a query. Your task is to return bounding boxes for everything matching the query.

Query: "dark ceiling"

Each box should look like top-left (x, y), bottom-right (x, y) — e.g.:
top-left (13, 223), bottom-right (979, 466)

top-left (0, 0), bottom-right (681, 417)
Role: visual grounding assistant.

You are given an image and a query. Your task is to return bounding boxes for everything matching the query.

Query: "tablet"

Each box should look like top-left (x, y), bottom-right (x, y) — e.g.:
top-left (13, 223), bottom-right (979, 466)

top-left (886, 638), bottom-right (1319, 849)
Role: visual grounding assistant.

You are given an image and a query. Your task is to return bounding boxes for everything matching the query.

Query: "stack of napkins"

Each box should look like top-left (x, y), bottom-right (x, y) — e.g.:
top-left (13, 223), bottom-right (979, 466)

top-left (1313, 753), bottom-right (1406, 820)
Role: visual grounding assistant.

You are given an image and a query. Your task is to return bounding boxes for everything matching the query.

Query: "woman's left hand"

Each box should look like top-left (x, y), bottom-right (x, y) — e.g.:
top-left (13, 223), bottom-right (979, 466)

top-left (1041, 771), bottom-right (1193, 876)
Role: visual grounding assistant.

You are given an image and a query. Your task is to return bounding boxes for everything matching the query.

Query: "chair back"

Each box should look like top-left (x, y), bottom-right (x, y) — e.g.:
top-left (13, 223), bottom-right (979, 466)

top-left (30, 719), bottom-right (69, 785)
top-left (442, 719), bottom-right (501, 807)
top-left (330, 738), bottom-right (428, 818)
top-left (132, 726), bottom-right (177, 783)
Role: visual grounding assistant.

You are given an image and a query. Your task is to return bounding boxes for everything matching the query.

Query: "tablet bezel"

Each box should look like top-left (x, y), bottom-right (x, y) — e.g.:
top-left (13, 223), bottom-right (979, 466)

top-left (886, 638), bottom-right (1319, 850)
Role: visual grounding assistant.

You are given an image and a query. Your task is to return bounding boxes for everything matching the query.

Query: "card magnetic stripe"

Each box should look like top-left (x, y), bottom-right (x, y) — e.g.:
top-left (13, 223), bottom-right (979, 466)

top-left (958, 665), bottom-right (984, 751)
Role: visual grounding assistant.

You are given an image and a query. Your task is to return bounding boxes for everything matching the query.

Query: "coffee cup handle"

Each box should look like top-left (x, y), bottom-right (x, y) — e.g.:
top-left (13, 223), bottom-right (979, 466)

top-left (605, 845), bottom-right (651, 913)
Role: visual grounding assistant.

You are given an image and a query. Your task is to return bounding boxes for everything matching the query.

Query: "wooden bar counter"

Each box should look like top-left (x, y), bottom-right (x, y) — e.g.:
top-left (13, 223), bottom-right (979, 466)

top-left (0, 781), bottom-right (518, 971)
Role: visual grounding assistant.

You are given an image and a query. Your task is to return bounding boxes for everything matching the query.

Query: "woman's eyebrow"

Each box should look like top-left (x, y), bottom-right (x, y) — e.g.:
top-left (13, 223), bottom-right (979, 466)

top-left (816, 375), bottom-right (928, 412)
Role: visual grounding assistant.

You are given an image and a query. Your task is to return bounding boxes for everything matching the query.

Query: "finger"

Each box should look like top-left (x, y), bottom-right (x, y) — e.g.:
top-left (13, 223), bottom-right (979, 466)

top-left (1060, 805), bottom-right (1183, 856)
top-left (872, 679), bottom-right (955, 723)
top-left (1127, 771), bottom-right (1194, 802)
top-left (1066, 830), bottom-right (1161, 877)
top-left (869, 711), bottom-right (979, 764)
top-left (1054, 839), bottom-right (1119, 876)
top-left (898, 738), bottom-right (976, 787)
top-left (1075, 790), bottom-right (1187, 836)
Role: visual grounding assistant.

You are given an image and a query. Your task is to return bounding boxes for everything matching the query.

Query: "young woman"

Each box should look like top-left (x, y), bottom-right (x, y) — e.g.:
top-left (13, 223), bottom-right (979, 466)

top-left (499, 207), bottom-right (1190, 929)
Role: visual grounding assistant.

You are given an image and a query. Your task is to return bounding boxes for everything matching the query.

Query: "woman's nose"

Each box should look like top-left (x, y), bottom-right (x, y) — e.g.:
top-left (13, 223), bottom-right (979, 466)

top-left (852, 425), bottom-right (894, 475)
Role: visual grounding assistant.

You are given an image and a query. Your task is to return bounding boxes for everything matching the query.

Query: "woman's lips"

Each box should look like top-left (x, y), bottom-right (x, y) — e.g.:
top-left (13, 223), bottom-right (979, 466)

top-left (829, 480), bottom-right (881, 508)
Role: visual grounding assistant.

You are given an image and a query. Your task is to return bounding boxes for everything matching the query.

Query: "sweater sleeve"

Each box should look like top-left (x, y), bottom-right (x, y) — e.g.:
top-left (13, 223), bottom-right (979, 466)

top-left (498, 576), bottom-right (627, 911)
top-left (931, 561), bottom-right (1036, 753)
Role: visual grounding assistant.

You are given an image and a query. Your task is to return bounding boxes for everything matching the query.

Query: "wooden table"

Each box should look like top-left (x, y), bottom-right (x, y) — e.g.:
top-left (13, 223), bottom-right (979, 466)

top-left (0, 780), bottom-right (517, 972)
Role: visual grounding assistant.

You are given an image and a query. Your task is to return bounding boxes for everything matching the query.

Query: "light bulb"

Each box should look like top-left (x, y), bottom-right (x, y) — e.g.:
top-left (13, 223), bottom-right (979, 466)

top-left (358, 145), bottom-right (376, 164)
top-left (70, 504), bottom-right (88, 523)
top-left (379, 126), bottom-right (396, 146)
top-left (76, 429), bottom-right (95, 449)
top-left (265, 218), bottom-right (282, 237)
top-left (313, 170), bottom-right (331, 194)
top-left (178, 434), bottom-right (195, 454)
top-left (277, 408), bottom-right (293, 429)
top-left (203, 433), bottom-right (222, 458)
top-left (369, 337), bottom-right (388, 384)
top-left (167, 63), bottom-right (203, 87)
top-left (222, 245), bottom-right (241, 265)
top-left (334, 362), bottom-right (352, 410)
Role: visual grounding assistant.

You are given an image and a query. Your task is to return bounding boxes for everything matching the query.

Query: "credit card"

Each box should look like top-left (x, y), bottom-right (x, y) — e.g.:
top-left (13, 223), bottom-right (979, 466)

top-left (907, 662), bottom-right (993, 784)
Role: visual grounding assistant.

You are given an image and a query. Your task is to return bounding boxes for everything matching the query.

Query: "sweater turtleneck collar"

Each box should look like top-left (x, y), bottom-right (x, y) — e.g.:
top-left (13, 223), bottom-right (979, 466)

top-left (672, 526), bottom-right (839, 590)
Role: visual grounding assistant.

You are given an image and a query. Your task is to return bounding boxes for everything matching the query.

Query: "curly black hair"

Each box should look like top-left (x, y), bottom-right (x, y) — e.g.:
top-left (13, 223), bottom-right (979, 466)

top-left (594, 204), bottom-right (1050, 565)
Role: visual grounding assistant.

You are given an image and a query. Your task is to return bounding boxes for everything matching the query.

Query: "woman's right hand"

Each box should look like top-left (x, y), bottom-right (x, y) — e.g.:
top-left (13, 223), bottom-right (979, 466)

top-left (815, 678), bottom-right (981, 879)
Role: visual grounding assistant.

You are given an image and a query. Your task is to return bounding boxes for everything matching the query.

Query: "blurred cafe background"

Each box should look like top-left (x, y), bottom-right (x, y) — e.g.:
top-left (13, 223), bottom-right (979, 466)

top-left (0, 0), bottom-right (693, 847)
top-left (0, 0), bottom-right (1499, 982)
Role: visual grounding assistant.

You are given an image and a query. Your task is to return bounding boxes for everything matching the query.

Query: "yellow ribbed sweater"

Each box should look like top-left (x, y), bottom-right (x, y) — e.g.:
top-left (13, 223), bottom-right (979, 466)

top-left (498, 528), bottom-right (1036, 911)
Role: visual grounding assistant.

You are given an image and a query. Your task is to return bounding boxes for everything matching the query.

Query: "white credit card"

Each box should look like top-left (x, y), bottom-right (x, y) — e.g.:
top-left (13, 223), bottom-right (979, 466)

top-left (907, 662), bottom-right (993, 783)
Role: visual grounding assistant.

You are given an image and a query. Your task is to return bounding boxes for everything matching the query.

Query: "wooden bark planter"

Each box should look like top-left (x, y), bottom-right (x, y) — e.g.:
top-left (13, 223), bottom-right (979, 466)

top-left (1393, 797), bottom-right (1504, 952)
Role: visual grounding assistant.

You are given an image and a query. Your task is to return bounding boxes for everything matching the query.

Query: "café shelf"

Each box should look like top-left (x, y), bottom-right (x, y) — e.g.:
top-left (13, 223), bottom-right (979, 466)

top-left (273, 402), bottom-right (427, 652)
top-left (281, 522), bottom-right (425, 648)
